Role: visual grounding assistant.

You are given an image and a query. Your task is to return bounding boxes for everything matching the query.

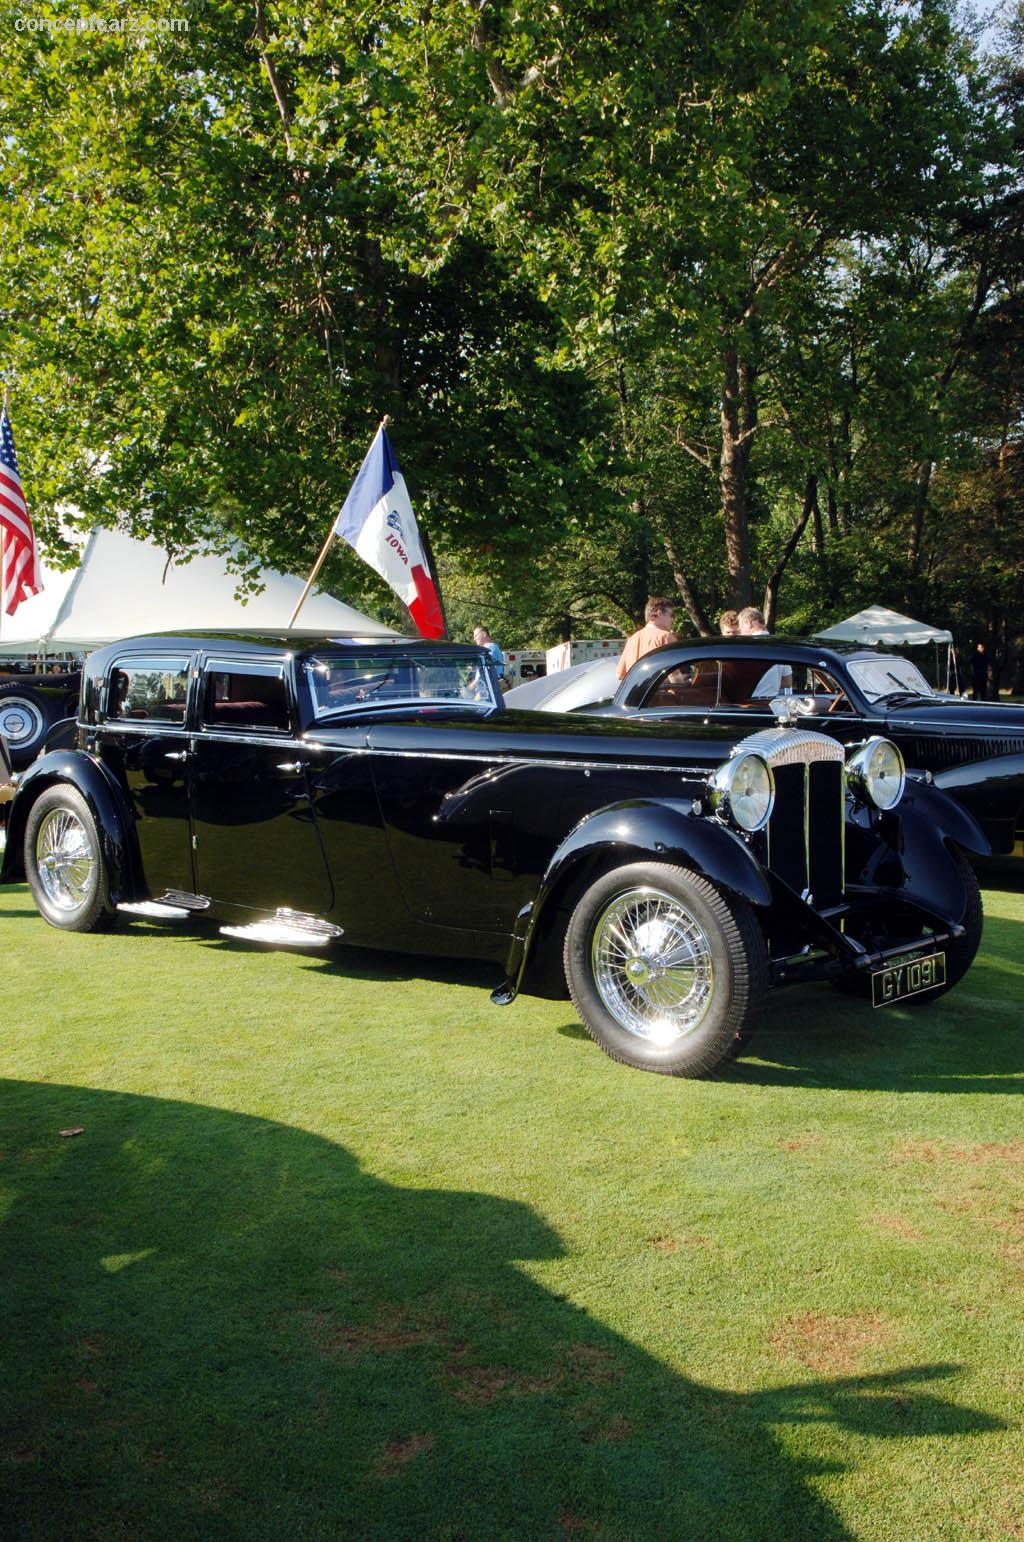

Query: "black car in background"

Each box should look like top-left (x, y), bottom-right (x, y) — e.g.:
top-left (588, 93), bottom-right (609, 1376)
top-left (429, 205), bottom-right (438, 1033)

top-left (1, 631), bottom-right (986, 1077)
top-left (0, 669), bottom-right (82, 767)
top-left (507, 637), bottom-right (1024, 868)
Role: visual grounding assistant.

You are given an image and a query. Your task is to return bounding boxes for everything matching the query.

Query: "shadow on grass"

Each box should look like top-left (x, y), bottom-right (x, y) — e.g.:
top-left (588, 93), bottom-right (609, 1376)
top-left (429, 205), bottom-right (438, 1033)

top-left (0, 1081), bottom-right (1002, 1539)
top-left (725, 922), bottom-right (1024, 1093)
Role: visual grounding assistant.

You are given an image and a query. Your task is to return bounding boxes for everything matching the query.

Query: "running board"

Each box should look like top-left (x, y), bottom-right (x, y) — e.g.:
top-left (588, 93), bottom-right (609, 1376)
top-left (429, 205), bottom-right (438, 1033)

top-left (219, 909), bottom-right (344, 948)
top-left (118, 900), bottom-right (194, 920)
top-left (158, 890), bottom-right (211, 912)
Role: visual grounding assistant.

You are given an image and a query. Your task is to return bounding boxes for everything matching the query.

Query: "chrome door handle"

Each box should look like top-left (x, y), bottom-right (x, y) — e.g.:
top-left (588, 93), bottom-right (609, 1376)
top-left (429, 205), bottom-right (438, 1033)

top-left (165, 751), bottom-right (188, 762)
top-left (276, 762), bottom-right (304, 773)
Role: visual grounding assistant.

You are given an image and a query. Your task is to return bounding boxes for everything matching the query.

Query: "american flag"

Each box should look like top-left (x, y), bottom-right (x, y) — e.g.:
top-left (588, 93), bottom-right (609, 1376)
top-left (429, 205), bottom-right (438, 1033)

top-left (0, 406), bottom-right (42, 616)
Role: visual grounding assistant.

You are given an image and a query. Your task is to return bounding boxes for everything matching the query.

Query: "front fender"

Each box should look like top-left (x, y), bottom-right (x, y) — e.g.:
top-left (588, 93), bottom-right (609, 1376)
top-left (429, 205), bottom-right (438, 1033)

top-left (499, 798), bottom-right (770, 1001)
top-left (847, 778), bottom-right (988, 926)
top-left (0, 750), bottom-right (140, 902)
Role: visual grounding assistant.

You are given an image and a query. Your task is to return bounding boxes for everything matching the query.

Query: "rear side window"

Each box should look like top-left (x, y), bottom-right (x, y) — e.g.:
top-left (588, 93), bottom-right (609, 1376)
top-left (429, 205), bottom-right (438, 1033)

top-left (105, 659), bottom-right (190, 723)
top-left (644, 660), bottom-right (722, 709)
top-left (202, 661), bottom-right (290, 733)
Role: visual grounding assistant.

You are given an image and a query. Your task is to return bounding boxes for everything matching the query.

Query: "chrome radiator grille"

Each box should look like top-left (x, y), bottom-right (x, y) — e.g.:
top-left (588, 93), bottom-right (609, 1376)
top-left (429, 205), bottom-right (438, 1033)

top-left (736, 726), bottom-right (846, 907)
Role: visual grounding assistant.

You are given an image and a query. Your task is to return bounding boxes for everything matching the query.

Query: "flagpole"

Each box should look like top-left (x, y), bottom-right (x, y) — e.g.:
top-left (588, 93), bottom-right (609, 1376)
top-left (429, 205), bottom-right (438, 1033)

top-left (289, 415), bottom-right (390, 629)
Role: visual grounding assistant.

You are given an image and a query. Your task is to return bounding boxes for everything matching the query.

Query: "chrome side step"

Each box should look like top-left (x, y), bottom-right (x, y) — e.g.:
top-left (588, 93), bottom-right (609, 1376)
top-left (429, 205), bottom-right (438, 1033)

top-left (118, 900), bottom-right (194, 920)
top-left (159, 890), bottom-right (211, 912)
top-left (219, 908), bottom-right (344, 948)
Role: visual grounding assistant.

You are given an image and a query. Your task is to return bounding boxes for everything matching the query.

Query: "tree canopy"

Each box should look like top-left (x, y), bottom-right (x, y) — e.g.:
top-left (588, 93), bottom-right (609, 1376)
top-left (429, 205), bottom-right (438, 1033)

top-left (1, 0), bottom-right (1021, 678)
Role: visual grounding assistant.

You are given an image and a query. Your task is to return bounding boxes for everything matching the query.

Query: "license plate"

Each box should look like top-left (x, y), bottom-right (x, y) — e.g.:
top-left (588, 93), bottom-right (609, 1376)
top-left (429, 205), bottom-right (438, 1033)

top-left (871, 951), bottom-right (946, 1007)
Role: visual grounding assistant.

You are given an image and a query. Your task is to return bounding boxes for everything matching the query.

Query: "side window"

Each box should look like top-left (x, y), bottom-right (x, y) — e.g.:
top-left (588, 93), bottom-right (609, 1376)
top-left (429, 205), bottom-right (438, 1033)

top-left (105, 659), bottom-right (190, 723)
top-left (644, 660), bottom-right (722, 709)
top-left (202, 662), bottom-right (290, 733)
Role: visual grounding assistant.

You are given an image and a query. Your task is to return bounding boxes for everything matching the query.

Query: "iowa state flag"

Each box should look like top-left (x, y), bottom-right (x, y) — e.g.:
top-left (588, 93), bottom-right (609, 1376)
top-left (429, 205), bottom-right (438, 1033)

top-left (333, 427), bottom-right (445, 639)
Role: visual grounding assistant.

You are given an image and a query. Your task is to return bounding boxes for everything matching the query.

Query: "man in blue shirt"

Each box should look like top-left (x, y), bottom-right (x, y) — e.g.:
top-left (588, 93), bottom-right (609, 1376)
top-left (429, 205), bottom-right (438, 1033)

top-left (473, 625), bottom-right (506, 683)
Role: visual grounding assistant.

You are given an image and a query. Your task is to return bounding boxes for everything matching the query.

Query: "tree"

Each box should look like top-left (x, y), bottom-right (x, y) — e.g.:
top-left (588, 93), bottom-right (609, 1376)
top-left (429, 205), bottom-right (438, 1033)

top-left (0, 2), bottom-right (615, 628)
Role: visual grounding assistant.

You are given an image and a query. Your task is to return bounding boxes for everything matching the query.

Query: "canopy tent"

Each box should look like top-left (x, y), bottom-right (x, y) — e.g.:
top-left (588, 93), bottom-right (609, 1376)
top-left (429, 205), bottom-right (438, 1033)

top-left (812, 605), bottom-right (957, 691)
top-left (811, 605), bottom-right (952, 647)
top-left (0, 528), bottom-right (394, 655)
top-left (0, 557), bottom-right (77, 654)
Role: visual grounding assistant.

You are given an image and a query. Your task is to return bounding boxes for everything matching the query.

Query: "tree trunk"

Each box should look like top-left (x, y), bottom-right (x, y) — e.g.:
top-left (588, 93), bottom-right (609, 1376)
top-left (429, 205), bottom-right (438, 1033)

top-left (906, 458), bottom-right (933, 576)
top-left (720, 345), bottom-right (752, 607)
top-left (763, 474), bottom-right (816, 629)
top-left (811, 480), bottom-right (825, 557)
top-left (662, 533), bottom-right (711, 636)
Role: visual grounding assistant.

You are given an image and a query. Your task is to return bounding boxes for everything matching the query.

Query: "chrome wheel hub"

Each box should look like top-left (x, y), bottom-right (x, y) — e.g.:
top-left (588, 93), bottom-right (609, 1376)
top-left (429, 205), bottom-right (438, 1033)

top-left (0, 698), bottom-right (44, 748)
top-left (591, 886), bottom-right (715, 1045)
top-left (35, 808), bottom-right (94, 910)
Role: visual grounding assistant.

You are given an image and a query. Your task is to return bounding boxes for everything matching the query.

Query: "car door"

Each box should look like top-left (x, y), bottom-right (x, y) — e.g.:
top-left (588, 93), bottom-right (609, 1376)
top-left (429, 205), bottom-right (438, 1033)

top-left (189, 656), bottom-right (333, 915)
top-left (96, 653), bottom-right (196, 896)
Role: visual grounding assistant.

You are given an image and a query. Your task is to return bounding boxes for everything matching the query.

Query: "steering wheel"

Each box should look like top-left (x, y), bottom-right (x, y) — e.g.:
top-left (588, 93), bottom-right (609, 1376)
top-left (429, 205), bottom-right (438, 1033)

top-left (826, 692), bottom-right (849, 714)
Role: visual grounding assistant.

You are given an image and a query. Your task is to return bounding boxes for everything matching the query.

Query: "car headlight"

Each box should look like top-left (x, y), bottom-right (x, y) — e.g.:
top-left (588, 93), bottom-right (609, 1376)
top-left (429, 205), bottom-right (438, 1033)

top-left (709, 752), bottom-right (775, 832)
top-left (846, 736), bottom-right (905, 811)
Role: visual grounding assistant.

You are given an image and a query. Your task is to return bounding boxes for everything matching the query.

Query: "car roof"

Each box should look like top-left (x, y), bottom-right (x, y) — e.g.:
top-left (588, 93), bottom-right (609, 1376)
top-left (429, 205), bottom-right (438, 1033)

top-left (86, 631), bottom-right (486, 671)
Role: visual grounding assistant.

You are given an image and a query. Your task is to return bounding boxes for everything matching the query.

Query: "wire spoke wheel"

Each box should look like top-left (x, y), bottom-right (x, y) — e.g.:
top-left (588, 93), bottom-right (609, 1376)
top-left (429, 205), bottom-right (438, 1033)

top-left (34, 806), bottom-right (96, 911)
top-left (591, 886), bottom-right (714, 1044)
top-left (563, 861), bottom-right (768, 1077)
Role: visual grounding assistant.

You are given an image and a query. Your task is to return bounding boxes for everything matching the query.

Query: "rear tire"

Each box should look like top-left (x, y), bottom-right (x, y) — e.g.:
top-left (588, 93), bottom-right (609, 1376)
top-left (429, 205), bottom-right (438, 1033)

top-left (24, 785), bottom-right (113, 932)
top-left (563, 862), bottom-right (768, 1076)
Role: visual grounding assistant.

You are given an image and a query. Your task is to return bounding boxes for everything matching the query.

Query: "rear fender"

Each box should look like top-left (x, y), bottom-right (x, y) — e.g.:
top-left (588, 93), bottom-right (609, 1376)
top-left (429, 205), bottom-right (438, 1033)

top-left (502, 798), bottom-right (770, 1000)
top-left (0, 750), bottom-right (141, 901)
top-left (933, 752), bottom-right (1024, 857)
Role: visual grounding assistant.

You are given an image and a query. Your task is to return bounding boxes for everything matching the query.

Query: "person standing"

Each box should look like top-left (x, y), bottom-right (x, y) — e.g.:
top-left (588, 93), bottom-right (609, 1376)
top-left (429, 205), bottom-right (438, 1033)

top-left (735, 605), bottom-right (791, 697)
top-left (473, 625), bottom-right (506, 683)
top-left (719, 609), bottom-right (739, 637)
top-left (971, 642), bottom-right (989, 702)
top-left (616, 598), bottom-right (678, 680)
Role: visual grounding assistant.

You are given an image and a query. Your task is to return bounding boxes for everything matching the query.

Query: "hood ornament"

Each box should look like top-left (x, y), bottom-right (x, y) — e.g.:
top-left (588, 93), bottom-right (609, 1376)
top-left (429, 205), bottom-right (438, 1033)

top-left (771, 694), bottom-right (817, 727)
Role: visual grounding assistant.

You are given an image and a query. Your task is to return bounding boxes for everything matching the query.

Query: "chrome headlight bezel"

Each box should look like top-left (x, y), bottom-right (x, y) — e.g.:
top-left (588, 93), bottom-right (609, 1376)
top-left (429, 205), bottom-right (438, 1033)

top-left (709, 751), bottom-right (775, 833)
top-left (845, 736), bottom-right (906, 811)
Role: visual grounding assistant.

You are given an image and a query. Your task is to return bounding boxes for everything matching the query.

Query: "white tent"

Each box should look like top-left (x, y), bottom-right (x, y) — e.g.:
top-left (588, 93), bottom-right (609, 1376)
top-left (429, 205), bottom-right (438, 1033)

top-left (0, 528), bottom-right (394, 654)
top-left (811, 605), bottom-right (952, 647)
top-left (0, 556), bottom-right (77, 653)
top-left (812, 605), bottom-right (957, 691)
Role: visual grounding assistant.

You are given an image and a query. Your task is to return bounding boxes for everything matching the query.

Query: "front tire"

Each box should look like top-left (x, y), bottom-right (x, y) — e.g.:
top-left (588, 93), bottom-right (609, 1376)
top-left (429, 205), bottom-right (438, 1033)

top-left (563, 862), bottom-right (768, 1076)
top-left (24, 785), bottom-right (113, 932)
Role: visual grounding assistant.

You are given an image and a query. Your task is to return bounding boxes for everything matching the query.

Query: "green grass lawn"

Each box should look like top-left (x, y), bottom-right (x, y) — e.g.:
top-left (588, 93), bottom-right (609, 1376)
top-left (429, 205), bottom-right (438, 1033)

top-left (1, 880), bottom-right (1022, 1540)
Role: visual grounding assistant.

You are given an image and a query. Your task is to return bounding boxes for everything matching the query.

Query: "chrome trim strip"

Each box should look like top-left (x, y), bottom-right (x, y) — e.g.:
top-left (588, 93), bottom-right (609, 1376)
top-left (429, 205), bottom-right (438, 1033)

top-left (100, 724), bottom-right (294, 750)
top-left (94, 723), bottom-right (713, 775)
top-left (303, 742), bottom-right (712, 777)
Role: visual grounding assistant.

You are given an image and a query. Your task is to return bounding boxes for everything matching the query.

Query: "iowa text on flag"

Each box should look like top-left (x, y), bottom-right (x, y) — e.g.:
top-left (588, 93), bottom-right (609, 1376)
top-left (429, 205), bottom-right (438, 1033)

top-left (333, 427), bottom-right (444, 640)
top-left (0, 408), bottom-right (42, 616)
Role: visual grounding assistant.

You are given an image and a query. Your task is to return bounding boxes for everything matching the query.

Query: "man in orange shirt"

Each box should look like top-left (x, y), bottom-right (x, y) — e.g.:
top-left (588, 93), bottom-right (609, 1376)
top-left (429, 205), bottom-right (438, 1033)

top-left (616, 597), bottom-right (678, 680)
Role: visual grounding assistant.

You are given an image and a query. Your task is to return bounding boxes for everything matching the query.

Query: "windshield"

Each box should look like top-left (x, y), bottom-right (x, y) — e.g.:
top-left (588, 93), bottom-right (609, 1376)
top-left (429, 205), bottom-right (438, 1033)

top-left (306, 651), bottom-right (499, 717)
top-left (847, 656), bottom-right (934, 703)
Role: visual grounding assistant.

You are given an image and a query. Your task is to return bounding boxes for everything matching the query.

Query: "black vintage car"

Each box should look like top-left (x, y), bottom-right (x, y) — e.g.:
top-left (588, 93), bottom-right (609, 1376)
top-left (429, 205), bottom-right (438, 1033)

top-left (0, 631), bottom-right (987, 1077)
top-left (506, 637), bottom-right (1024, 867)
top-left (0, 669), bottom-right (82, 766)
